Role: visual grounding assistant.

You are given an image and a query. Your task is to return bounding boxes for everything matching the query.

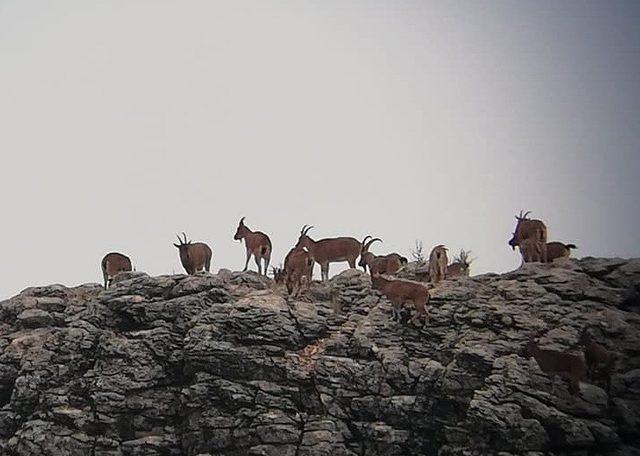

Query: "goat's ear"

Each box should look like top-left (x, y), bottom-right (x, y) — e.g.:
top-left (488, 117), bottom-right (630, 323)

top-left (173, 243), bottom-right (180, 248)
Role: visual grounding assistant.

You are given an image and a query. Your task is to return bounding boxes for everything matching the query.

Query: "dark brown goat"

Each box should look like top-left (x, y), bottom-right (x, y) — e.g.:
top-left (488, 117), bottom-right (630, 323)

top-left (173, 232), bottom-right (212, 275)
top-left (579, 331), bottom-right (615, 379)
top-left (371, 274), bottom-right (429, 327)
top-left (523, 338), bottom-right (587, 395)
top-left (234, 217), bottom-right (272, 275)
top-left (295, 225), bottom-right (361, 281)
top-left (508, 210), bottom-right (548, 262)
top-left (101, 252), bottom-right (133, 289)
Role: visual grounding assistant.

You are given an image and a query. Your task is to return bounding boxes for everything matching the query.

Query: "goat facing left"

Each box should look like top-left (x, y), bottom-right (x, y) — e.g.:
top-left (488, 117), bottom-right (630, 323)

top-left (233, 217), bottom-right (272, 275)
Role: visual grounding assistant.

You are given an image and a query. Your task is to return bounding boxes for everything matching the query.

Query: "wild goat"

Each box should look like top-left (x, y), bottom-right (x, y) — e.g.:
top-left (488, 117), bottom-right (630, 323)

top-left (101, 252), bottom-right (133, 289)
top-left (446, 249), bottom-right (472, 278)
top-left (428, 244), bottom-right (448, 283)
top-left (508, 210), bottom-right (548, 262)
top-left (234, 217), bottom-right (272, 275)
top-left (173, 232), bottom-right (212, 275)
top-left (519, 238), bottom-right (543, 263)
top-left (358, 236), bottom-right (407, 276)
top-left (272, 266), bottom-right (286, 285)
top-left (371, 274), bottom-right (429, 327)
top-left (579, 330), bottom-right (615, 379)
top-left (546, 242), bottom-right (577, 262)
top-left (523, 337), bottom-right (587, 395)
top-left (295, 225), bottom-right (361, 281)
top-left (283, 248), bottom-right (314, 297)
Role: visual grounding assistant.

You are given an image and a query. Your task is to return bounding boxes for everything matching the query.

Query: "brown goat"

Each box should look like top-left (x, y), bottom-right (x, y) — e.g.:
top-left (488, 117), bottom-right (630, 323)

top-left (508, 210), bottom-right (548, 262)
top-left (295, 225), bottom-right (361, 281)
top-left (579, 331), bottom-right (615, 380)
top-left (358, 236), bottom-right (408, 276)
top-left (523, 338), bottom-right (587, 395)
top-left (546, 242), bottom-right (577, 262)
top-left (519, 238), bottom-right (543, 263)
top-left (101, 252), bottom-right (133, 289)
top-left (428, 244), bottom-right (448, 284)
top-left (371, 274), bottom-right (430, 326)
top-left (173, 232), bottom-right (213, 275)
top-left (283, 248), bottom-right (315, 297)
top-left (234, 217), bottom-right (272, 275)
top-left (446, 249), bottom-right (472, 278)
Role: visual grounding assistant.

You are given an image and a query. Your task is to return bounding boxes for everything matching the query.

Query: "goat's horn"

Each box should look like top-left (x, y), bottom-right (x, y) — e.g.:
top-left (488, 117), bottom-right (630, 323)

top-left (176, 234), bottom-right (183, 244)
top-left (523, 211), bottom-right (531, 219)
top-left (182, 232), bottom-right (188, 244)
top-left (361, 235), bottom-right (372, 247)
top-left (366, 238), bottom-right (382, 249)
top-left (240, 217), bottom-right (246, 225)
top-left (301, 224), bottom-right (308, 234)
top-left (303, 225), bottom-right (314, 235)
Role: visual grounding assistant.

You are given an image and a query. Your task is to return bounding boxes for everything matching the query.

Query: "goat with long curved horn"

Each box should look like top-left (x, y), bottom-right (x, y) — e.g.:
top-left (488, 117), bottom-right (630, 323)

top-left (358, 236), bottom-right (407, 276)
top-left (294, 225), bottom-right (360, 281)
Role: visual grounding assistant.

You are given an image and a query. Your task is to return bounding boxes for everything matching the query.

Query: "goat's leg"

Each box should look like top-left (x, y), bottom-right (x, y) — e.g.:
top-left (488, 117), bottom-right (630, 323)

top-left (243, 249), bottom-right (251, 272)
top-left (263, 254), bottom-right (271, 276)
top-left (254, 255), bottom-right (262, 275)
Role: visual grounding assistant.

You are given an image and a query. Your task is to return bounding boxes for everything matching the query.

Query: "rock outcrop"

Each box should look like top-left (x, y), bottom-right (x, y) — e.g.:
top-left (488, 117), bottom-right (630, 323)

top-left (0, 258), bottom-right (639, 455)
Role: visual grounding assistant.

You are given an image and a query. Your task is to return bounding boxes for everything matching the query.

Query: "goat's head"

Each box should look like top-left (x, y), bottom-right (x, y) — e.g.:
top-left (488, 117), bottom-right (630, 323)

top-left (234, 217), bottom-right (247, 241)
top-left (295, 225), bottom-right (314, 249)
top-left (174, 232), bottom-right (192, 256)
top-left (508, 210), bottom-right (532, 249)
top-left (358, 236), bottom-right (382, 268)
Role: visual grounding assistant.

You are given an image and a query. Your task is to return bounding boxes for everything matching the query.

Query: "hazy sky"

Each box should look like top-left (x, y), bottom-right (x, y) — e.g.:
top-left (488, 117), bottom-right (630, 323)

top-left (1, 1), bottom-right (639, 299)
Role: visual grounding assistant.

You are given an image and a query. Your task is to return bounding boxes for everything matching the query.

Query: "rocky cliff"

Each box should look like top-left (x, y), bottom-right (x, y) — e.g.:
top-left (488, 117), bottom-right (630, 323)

top-left (0, 258), bottom-right (639, 455)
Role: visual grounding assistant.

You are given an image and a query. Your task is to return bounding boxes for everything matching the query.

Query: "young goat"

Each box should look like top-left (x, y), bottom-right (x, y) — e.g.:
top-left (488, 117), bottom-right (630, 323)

top-left (446, 249), bottom-right (473, 278)
top-left (358, 236), bottom-right (407, 276)
top-left (101, 252), bottom-right (133, 289)
top-left (173, 232), bottom-right (212, 275)
top-left (508, 210), bottom-right (548, 262)
top-left (234, 217), bottom-right (272, 275)
top-left (371, 274), bottom-right (430, 327)
top-left (546, 242), bottom-right (577, 262)
top-left (523, 337), bottom-right (587, 395)
top-left (428, 244), bottom-right (448, 284)
top-left (295, 225), bottom-right (361, 281)
top-left (283, 248), bottom-right (315, 297)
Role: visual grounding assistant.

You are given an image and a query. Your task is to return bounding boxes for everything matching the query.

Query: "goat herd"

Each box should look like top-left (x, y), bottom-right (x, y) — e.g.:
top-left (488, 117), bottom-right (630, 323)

top-left (101, 211), bottom-right (577, 324)
top-left (99, 212), bottom-right (618, 396)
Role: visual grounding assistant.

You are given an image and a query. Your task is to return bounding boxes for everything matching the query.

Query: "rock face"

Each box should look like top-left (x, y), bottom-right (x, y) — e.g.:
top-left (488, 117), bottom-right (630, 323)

top-left (0, 259), bottom-right (639, 455)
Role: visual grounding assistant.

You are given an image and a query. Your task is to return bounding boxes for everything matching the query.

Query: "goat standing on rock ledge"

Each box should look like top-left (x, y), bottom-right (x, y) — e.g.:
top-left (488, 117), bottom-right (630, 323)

top-left (295, 225), bottom-right (361, 281)
top-left (174, 232), bottom-right (212, 275)
top-left (101, 252), bottom-right (133, 289)
top-left (234, 217), bottom-right (272, 275)
top-left (508, 210), bottom-right (548, 263)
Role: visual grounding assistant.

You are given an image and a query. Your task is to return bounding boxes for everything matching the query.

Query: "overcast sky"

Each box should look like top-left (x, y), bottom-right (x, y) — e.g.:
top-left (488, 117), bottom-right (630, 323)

top-left (1, 1), bottom-right (639, 299)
